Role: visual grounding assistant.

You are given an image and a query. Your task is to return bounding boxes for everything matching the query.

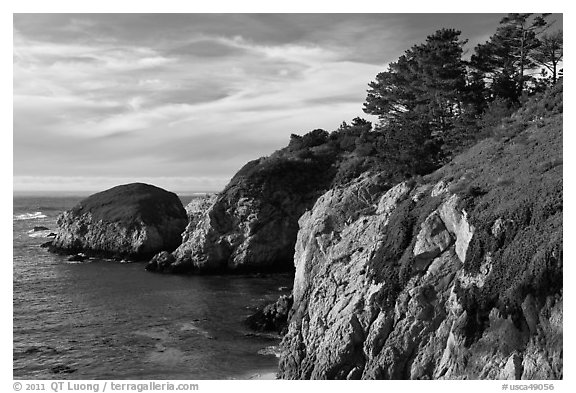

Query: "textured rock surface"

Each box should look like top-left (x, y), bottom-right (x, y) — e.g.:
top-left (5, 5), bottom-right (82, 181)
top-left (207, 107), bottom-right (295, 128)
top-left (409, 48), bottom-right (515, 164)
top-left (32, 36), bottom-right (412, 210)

top-left (146, 194), bottom-right (217, 272)
top-left (245, 294), bottom-right (294, 334)
top-left (49, 183), bottom-right (187, 260)
top-left (182, 194), bottom-right (218, 242)
top-left (278, 110), bottom-right (562, 379)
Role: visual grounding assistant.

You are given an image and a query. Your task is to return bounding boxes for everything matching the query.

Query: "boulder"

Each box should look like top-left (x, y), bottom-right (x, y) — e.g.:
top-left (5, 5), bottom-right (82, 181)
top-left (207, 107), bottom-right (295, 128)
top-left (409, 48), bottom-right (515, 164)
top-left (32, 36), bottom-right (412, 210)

top-left (413, 211), bottom-right (453, 270)
top-left (40, 241), bottom-right (52, 248)
top-left (67, 253), bottom-right (87, 262)
top-left (145, 251), bottom-right (176, 272)
top-left (491, 217), bottom-right (517, 244)
top-left (245, 294), bottom-right (294, 335)
top-left (48, 183), bottom-right (187, 260)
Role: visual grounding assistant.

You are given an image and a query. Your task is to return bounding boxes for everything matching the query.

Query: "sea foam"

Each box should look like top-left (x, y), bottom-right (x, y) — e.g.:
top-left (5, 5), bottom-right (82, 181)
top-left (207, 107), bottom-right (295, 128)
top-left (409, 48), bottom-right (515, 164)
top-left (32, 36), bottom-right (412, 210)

top-left (13, 212), bottom-right (47, 221)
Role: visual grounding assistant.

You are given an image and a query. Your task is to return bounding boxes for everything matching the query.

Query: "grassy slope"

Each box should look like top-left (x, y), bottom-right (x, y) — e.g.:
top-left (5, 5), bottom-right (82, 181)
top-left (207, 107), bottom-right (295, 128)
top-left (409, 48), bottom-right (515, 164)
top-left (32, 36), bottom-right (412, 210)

top-left (428, 83), bottom-right (562, 336)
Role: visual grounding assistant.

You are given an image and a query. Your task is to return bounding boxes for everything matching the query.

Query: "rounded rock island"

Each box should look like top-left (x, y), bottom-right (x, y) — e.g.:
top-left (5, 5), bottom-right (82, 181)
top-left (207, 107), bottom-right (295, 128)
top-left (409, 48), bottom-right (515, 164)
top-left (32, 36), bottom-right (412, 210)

top-left (48, 183), bottom-right (188, 260)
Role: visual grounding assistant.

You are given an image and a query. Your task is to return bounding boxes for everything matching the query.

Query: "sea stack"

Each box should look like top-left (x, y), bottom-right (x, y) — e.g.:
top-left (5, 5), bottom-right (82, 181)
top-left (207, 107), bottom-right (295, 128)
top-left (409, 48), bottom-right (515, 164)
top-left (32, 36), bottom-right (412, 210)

top-left (48, 183), bottom-right (188, 260)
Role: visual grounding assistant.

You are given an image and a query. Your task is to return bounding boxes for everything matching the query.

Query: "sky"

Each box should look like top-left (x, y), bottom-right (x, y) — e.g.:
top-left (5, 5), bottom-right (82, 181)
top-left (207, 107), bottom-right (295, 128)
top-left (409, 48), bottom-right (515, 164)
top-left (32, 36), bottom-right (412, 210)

top-left (12, 13), bottom-right (563, 193)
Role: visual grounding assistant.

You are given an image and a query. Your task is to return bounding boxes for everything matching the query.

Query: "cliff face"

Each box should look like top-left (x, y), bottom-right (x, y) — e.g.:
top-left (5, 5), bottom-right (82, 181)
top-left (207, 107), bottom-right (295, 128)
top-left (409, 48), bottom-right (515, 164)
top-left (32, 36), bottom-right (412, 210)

top-left (50, 183), bottom-right (188, 260)
top-left (181, 194), bottom-right (218, 243)
top-left (278, 107), bottom-right (562, 379)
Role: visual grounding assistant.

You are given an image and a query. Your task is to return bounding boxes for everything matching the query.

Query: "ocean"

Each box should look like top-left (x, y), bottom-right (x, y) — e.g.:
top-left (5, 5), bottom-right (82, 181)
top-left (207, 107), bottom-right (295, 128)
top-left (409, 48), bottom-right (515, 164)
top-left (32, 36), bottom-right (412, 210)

top-left (13, 194), bottom-right (292, 380)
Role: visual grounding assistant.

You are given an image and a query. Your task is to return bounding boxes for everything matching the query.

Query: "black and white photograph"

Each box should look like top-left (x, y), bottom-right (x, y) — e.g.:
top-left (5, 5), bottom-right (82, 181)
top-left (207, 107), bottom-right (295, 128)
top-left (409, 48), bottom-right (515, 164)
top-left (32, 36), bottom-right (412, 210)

top-left (10, 5), bottom-right (565, 387)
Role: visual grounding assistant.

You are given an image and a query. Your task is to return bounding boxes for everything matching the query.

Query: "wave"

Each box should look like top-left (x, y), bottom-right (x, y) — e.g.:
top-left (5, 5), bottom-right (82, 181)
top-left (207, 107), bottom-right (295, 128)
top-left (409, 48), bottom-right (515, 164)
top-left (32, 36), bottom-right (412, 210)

top-left (257, 345), bottom-right (282, 358)
top-left (27, 231), bottom-right (56, 238)
top-left (28, 232), bottom-right (48, 238)
top-left (13, 212), bottom-right (47, 221)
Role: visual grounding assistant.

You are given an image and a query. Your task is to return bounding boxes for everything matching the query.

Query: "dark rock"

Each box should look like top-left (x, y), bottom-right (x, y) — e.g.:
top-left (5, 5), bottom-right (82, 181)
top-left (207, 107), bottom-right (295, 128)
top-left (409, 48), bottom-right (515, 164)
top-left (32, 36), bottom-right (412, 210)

top-left (47, 232), bottom-right (57, 238)
top-left (31, 226), bottom-right (49, 232)
top-left (67, 254), bottom-right (87, 262)
top-left (246, 295), bottom-right (293, 335)
top-left (146, 251), bottom-right (176, 272)
top-left (49, 183), bottom-right (188, 261)
top-left (40, 241), bottom-right (53, 248)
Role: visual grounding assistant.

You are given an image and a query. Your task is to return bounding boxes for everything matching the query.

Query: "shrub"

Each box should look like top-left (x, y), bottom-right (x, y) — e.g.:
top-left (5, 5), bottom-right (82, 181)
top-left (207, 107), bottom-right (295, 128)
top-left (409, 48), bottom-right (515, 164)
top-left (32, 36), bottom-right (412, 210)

top-left (478, 98), bottom-right (519, 137)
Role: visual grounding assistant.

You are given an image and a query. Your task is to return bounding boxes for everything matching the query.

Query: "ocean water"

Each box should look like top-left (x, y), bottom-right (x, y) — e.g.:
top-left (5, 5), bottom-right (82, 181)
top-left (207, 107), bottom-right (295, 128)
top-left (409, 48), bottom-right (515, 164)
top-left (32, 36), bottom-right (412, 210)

top-left (13, 194), bottom-right (292, 380)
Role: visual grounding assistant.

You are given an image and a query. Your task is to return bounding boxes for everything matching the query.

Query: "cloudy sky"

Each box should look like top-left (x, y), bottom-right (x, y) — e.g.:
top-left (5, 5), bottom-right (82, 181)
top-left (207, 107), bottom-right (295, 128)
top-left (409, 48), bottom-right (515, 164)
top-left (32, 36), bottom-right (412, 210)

top-left (12, 13), bottom-right (562, 193)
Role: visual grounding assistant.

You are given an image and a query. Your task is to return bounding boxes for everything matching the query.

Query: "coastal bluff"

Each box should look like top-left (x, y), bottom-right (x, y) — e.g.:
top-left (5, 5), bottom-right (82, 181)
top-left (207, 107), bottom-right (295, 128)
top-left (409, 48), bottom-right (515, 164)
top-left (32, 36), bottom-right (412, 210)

top-left (48, 183), bottom-right (187, 260)
top-left (146, 127), bottom-right (363, 274)
top-left (146, 153), bottom-right (333, 273)
top-left (278, 101), bottom-right (562, 379)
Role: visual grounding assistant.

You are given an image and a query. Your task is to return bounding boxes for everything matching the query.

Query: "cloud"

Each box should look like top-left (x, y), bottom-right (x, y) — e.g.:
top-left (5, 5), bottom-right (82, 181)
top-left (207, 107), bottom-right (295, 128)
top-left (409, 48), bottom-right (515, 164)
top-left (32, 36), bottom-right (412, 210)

top-left (16, 13), bottom-right (549, 192)
top-left (13, 16), bottom-right (382, 191)
top-left (166, 38), bottom-right (249, 58)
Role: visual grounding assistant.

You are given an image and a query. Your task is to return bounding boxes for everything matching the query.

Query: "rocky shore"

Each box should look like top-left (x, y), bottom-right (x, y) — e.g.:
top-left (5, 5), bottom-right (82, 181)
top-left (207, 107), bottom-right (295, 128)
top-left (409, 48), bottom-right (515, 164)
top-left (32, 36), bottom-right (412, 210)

top-left (48, 85), bottom-right (563, 380)
top-left (245, 294), bottom-right (294, 335)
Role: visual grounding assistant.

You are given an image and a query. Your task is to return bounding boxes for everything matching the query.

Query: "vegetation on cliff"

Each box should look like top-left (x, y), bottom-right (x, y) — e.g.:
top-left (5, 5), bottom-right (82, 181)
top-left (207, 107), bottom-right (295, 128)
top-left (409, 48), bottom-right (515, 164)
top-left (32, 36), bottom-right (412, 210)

top-left (229, 15), bottom-right (562, 202)
top-left (278, 80), bottom-right (562, 379)
top-left (286, 14), bottom-right (562, 185)
top-left (70, 183), bottom-right (186, 227)
top-left (253, 13), bottom-right (562, 379)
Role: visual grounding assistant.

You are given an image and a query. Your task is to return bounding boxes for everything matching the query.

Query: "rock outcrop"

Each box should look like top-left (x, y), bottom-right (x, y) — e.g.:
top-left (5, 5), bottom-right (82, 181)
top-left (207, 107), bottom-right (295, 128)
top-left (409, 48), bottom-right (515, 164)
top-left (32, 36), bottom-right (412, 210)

top-left (245, 294), bottom-right (294, 335)
top-left (146, 194), bottom-right (216, 272)
top-left (182, 194), bottom-right (218, 240)
top-left (149, 153), bottom-right (336, 273)
top-left (48, 183), bottom-right (187, 260)
top-left (278, 107), bottom-right (562, 379)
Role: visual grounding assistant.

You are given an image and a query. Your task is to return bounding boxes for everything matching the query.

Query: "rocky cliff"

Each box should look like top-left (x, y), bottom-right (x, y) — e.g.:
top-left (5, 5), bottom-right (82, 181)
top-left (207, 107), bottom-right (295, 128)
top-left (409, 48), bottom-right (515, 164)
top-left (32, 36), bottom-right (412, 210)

top-left (278, 99), bottom-right (562, 379)
top-left (148, 142), bottom-right (339, 273)
top-left (182, 194), bottom-right (218, 236)
top-left (49, 183), bottom-right (188, 260)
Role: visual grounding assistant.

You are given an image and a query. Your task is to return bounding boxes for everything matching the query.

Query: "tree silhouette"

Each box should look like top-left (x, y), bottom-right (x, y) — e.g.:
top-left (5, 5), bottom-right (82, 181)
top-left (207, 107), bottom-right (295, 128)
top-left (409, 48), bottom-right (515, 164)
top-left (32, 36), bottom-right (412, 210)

top-left (364, 28), bottom-right (467, 135)
top-left (471, 13), bottom-right (550, 101)
top-left (532, 30), bottom-right (563, 84)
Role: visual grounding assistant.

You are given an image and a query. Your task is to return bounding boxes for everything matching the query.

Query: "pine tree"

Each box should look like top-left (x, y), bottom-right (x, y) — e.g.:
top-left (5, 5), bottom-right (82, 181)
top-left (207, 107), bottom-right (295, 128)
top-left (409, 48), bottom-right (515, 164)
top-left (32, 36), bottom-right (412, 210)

top-left (410, 29), bottom-right (468, 134)
top-left (532, 30), bottom-right (563, 84)
top-left (363, 29), bottom-right (468, 174)
top-left (363, 53), bottom-right (419, 125)
top-left (471, 13), bottom-right (550, 101)
top-left (364, 28), bottom-right (467, 135)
